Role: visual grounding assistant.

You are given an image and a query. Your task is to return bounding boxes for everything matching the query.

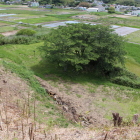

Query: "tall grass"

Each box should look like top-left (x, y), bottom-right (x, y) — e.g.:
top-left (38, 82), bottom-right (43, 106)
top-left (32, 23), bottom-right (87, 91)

top-left (126, 30), bottom-right (140, 44)
top-left (124, 42), bottom-right (140, 64)
top-left (124, 42), bottom-right (140, 77)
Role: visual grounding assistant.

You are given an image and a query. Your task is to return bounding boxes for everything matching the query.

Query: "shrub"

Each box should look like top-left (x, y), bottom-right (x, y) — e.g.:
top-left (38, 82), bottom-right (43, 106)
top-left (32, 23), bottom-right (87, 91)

top-left (16, 29), bottom-right (36, 36)
top-left (0, 34), bottom-right (4, 38)
top-left (111, 76), bottom-right (140, 88)
top-left (108, 7), bottom-right (115, 13)
top-left (0, 37), bottom-right (9, 45)
top-left (79, 2), bottom-right (90, 8)
top-left (110, 68), bottom-right (140, 88)
top-left (0, 36), bottom-right (39, 45)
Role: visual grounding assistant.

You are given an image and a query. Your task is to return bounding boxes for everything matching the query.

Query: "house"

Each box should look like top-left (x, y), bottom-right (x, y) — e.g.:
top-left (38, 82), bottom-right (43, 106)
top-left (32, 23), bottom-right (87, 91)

top-left (131, 10), bottom-right (140, 16)
top-left (94, 5), bottom-right (105, 12)
top-left (87, 7), bottom-right (98, 12)
top-left (87, 5), bottom-right (105, 12)
top-left (28, 2), bottom-right (39, 7)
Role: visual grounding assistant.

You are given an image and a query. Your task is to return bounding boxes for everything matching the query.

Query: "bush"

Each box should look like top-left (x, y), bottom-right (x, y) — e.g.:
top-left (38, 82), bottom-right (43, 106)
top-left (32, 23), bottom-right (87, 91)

top-left (16, 29), bottom-right (36, 36)
top-left (108, 7), bottom-right (115, 13)
top-left (79, 2), bottom-right (90, 8)
top-left (110, 68), bottom-right (140, 88)
top-left (0, 35), bottom-right (39, 45)
top-left (0, 34), bottom-right (4, 38)
top-left (111, 76), bottom-right (140, 88)
top-left (0, 37), bottom-right (9, 45)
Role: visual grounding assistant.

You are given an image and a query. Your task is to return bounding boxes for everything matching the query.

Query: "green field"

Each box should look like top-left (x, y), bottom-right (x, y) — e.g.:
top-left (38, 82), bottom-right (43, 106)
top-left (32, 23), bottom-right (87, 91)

top-left (0, 26), bottom-right (15, 32)
top-left (15, 14), bottom-right (77, 24)
top-left (94, 17), bottom-right (140, 28)
top-left (124, 42), bottom-right (140, 77)
top-left (126, 30), bottom-right (140, 44)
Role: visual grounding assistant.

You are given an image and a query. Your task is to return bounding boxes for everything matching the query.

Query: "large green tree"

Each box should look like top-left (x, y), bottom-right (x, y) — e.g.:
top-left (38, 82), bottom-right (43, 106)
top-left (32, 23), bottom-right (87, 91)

top-left (42, 23), bottom-right (126, 76)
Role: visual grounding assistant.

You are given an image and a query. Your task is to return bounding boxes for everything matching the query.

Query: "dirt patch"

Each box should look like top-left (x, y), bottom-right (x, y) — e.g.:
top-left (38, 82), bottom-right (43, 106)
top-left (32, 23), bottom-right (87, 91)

top-left (73, 14), bottom-right (98, 20)
top-left (113, 15), bottom-right (132, 18)
top-left (1, 30), bottom-right (18, 36)
top-left (36, 76), bottom-right (110, 127)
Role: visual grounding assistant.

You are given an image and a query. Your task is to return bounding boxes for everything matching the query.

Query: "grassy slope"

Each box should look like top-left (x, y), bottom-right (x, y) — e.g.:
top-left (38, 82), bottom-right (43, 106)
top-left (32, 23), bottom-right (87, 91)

top-left (124, 42), bottom-right (140, 77)
top-left (126, 30), bottom-right (140, 44)
top-left (1, 41), bottom-right (140, 121)
top-left (0, 44), bottom-right (71, 128)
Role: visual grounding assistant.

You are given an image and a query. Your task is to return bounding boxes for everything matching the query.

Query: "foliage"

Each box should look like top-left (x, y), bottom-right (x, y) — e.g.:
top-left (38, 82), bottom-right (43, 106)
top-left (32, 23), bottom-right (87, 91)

top-left (116, 0), bottom-right (135, 6)
top-left (124, 42), bottom-right (140, 64)
top-left (102, 0), bottom-right (116, 3)
top-left (0, 35), bottom-right (38, 45)
top-left (110, 66), bottom-right (140, 88)
top-left (42, 23), bottom-right (126, 76)
top-left (0, 26), bottom-right (15, 33)
top-left (3, 61), bottom-right (47, 96)
top-left (60, 0), bottom-right (74, 6)
top-left (16, 29), bottom-right (36, 36)
top-left (111, 75), bottom-right (140, 88)
top-left (79, 2), bottom-right (90, 8)
top-left (0, 27), bottom-right (51, 45)
top-left (91, 3), bottom-right (97, 7)
top-left (0, 34), bottom-right (4, 38)
top-left (108, 7), bottom-right (115, 13)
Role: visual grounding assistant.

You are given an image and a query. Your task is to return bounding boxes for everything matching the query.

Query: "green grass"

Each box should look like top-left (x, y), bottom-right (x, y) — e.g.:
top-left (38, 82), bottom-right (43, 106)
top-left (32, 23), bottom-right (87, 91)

top-left (124, 42), bottom-right (140, 77)
top-left (124, 42), bottom-right (140, 64)
top-left (0, 4), bottom-right (18, 8)
top-left (0, 26), bottom-right (15, 32)
top-left (94, 17), bottom-right (140, 28)
top-left (0, 42), bottom-right (43, 67)
top-left (1, 60), bottom-right (71, 128)
top-left (125, 59), bottom-right (140, 77)
top-left (0, 9), bottom-right (48, 15)
top-left (15, 14), bottom-right (77, 24)
top-left (1, 35), bottom-right (140, 125)
top-left (90, 12), bottom-right (110, 16)
top-left (0, 20), bottom-right (15, 25)
top-left (0, 6), bottom-right (140, 125)
top-left (126, 30), bottom-right (140, 44)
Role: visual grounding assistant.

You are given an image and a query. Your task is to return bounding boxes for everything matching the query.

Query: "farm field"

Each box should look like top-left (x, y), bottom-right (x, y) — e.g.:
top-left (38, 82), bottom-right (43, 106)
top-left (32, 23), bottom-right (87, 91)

top-left (0, 4), bottom-right (140, 139)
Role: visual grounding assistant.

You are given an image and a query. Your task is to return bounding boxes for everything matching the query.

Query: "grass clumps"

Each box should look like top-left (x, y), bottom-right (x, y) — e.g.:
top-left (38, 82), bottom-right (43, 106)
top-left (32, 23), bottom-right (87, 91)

top-left (3, 61), bottom-right (47, 96)
top-left (0, 27), bottom-right (51, 45)
top-left (16, 29), bottom-right (36, 36)
top-left (111, 69), bottom-right (140, 89)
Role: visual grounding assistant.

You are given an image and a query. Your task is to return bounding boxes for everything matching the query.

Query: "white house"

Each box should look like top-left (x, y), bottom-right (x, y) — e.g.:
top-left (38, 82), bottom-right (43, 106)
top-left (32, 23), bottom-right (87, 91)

top-left (87, 8), bottom-right (99, 12)
top-left (87, 5), bottom-right (105, 12)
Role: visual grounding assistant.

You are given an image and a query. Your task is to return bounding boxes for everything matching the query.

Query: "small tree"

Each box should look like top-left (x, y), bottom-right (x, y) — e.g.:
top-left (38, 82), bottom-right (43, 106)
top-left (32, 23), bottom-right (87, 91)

top-left (108, 7), bottom-right (115, 13)
top-left (42, 23), bottom-right (126, 76)
top-left (79, 2), bottom-right (90, 8)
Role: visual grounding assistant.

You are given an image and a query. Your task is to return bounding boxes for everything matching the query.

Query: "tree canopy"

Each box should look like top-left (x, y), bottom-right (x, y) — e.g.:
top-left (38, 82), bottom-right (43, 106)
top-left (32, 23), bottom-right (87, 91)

top-left (42, 23), bottom-right (126, 76)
